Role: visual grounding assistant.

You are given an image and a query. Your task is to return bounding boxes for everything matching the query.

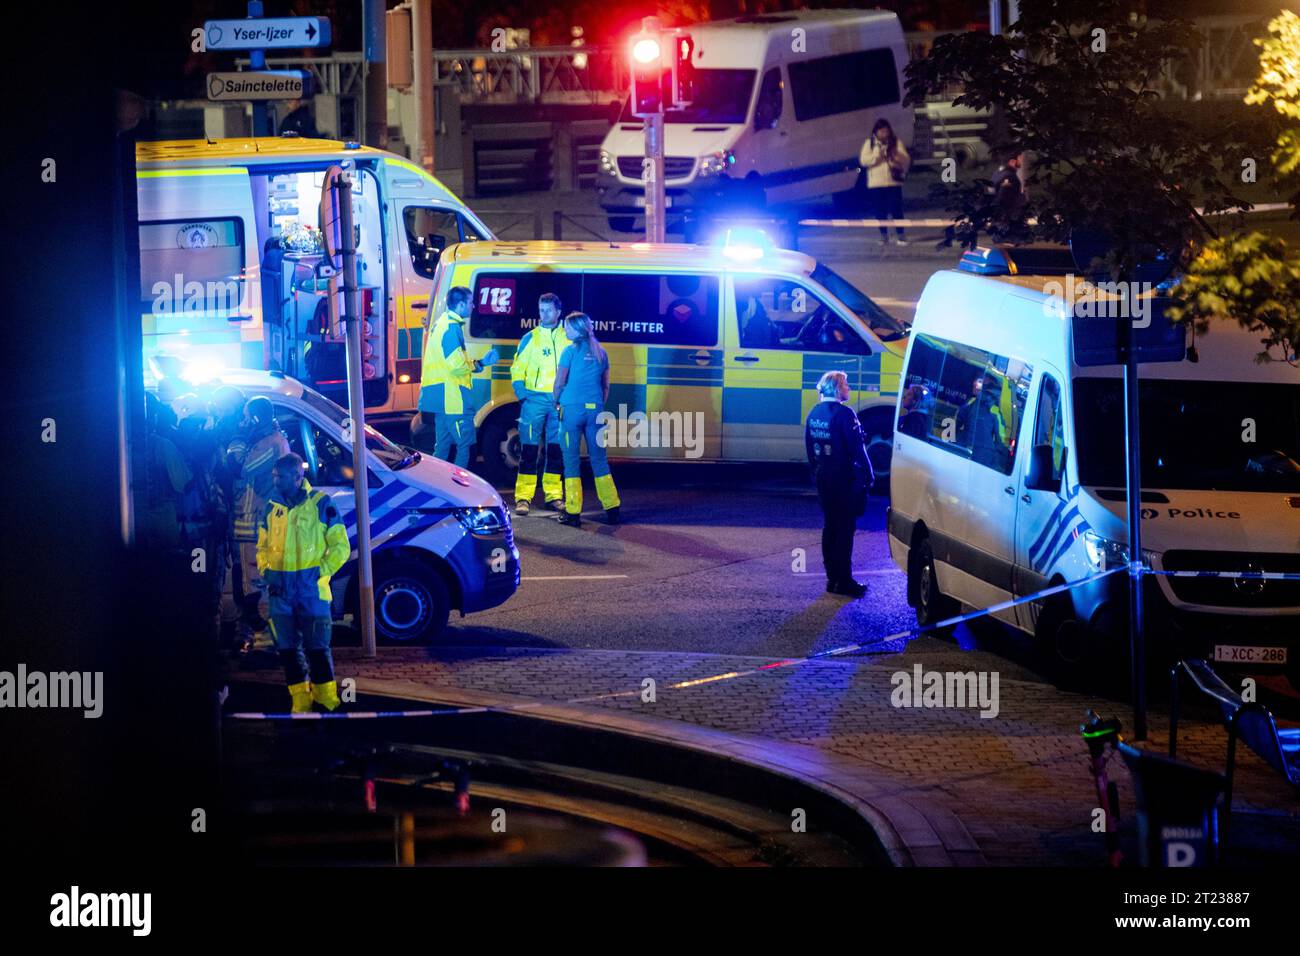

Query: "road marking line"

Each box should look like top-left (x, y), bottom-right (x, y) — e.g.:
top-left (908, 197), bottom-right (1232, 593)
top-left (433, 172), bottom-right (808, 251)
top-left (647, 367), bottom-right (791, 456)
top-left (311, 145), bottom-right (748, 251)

top-left (520, 574), bottom-right (631, 581)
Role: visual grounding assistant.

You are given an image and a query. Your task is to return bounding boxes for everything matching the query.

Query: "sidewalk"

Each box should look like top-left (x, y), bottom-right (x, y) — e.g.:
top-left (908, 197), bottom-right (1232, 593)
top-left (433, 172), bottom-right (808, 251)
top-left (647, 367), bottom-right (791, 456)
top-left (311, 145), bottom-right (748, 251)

top-left (235, 641), bottom-right (1300, 866)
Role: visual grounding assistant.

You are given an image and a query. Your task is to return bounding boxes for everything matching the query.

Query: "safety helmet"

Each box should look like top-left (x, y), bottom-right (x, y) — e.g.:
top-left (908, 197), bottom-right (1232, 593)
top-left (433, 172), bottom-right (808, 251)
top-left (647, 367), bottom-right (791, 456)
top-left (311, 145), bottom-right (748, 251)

top-left (243, 395), bottom-right (274, 424)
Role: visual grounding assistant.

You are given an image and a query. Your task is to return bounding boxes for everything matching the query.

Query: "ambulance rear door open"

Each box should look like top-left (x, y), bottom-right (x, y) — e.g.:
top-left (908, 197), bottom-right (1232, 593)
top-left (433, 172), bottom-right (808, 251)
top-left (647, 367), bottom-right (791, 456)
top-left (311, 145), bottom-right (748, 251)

top-left (251, 160), bottom-right (391, 413)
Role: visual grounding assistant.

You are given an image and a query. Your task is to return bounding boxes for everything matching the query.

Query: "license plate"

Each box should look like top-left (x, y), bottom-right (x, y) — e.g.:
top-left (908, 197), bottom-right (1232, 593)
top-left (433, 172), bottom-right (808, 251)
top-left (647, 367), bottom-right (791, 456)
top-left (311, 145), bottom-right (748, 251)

top-left (1214, 644), bottom-right (1288, 665)
top-left (633, 196), bottom-right (671, 208)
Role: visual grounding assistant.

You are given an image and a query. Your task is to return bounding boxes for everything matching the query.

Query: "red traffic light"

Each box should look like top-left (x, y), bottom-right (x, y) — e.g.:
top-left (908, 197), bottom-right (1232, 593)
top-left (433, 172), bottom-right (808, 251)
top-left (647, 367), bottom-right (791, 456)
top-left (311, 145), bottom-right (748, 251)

top-left (629, 31), bottom-right (665, 115)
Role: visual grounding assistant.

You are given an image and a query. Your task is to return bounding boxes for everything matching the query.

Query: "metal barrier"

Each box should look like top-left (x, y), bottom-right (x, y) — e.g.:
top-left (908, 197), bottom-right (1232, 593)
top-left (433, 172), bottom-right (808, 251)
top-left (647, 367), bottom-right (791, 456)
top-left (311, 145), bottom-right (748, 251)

top-left (478, 208), bottom-right (546, 240)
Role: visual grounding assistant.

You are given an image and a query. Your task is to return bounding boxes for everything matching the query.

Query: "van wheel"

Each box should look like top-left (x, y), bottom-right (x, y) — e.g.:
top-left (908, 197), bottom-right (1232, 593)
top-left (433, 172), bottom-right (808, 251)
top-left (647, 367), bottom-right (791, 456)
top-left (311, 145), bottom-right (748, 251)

top-left (1034, 595), bottom-right (1118, 691)
top-left (369, 558), bottom-right (451, 644)
top-left (911, 538), bottom-right (956, 636)
top-left (478, 408), bottom-right (520, 489)
top-left (859, 408), bottom-right (894, 495)
top-left (608, 216), bottom-right (636, 233)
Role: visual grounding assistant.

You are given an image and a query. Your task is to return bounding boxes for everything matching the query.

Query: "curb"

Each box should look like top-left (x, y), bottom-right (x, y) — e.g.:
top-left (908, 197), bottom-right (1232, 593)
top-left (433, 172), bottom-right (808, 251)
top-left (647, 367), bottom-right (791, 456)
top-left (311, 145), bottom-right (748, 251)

top-left (230, 669), bottom-right (987, 866)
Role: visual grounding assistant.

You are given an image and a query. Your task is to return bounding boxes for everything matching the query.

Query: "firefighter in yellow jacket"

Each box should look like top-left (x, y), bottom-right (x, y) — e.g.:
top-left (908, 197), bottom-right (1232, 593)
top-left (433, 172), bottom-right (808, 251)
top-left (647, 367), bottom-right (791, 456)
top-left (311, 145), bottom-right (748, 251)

top-left (510, 291), bottom-right (569, 515)
top-left (257, 452), bottom-right (351, 713)
top-left (418, 286), bottom-right (498, 467)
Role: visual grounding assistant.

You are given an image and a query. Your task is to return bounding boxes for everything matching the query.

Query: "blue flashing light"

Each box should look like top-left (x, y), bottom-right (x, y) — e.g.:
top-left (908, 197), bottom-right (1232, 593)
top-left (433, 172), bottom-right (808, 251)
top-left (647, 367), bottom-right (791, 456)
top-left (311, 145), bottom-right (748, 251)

top-left (957, 246), bottom-right (1011, 275)
top-left (715, 226), bottom-right (773, 261)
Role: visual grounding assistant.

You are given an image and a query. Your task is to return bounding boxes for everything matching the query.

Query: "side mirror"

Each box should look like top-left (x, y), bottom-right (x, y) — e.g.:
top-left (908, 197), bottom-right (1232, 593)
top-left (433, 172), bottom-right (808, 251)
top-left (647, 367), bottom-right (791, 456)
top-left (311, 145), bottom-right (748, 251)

top-left (1025, 443), bottom-right (1067, 493)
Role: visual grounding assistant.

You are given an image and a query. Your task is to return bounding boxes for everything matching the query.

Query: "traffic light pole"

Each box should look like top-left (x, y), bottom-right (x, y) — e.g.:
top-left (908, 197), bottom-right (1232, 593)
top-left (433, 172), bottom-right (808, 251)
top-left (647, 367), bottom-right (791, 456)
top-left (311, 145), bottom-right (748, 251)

top-left (644, 110), bottom-right (666, 243)
top-left (337, 171), bottom-right (378, 658)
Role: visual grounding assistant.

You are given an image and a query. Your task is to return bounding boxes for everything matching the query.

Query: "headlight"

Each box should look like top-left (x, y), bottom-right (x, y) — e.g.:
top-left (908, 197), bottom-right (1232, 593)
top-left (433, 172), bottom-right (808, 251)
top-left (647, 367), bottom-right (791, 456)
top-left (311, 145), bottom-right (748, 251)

top-left (697, 150), bottom-right (735, 177)
top-left (454, 507), bottom-right (506, 536)
top-left (452, 504), bottom-right (501, 535)
top-left (598, 149), bottom-right (617, 176)
top-left (1082, 531), bottom-right (1129, 571)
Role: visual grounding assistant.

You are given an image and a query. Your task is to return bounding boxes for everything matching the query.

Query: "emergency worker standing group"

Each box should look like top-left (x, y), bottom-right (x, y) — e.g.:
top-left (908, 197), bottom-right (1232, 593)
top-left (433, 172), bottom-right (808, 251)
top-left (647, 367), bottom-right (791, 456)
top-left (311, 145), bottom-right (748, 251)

top-left (419, 287), bottom-right (621, 526)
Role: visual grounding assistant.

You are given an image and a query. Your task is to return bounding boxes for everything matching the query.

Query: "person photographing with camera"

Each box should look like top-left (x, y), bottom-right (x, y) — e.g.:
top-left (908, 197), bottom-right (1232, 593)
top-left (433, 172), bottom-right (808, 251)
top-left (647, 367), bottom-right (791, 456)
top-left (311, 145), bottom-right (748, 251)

top-left (858, 118), bottom-right (911, 246)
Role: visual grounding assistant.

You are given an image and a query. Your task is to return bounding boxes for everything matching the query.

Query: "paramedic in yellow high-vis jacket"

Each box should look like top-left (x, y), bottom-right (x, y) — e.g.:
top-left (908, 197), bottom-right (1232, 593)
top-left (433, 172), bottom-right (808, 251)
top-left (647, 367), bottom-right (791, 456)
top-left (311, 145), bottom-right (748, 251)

top-left (256, 453), bottom-right (350, 714)
top-left (418, 286), bottom-right (498, 468)
top-left (510, 292), bottom-right (569, 515)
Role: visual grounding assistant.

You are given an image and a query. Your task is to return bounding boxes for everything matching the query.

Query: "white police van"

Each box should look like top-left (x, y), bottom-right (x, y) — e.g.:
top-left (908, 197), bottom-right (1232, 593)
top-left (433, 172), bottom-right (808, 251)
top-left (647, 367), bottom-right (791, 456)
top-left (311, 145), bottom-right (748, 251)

top-left (596, 9), bottom-right (913, 230)
top-left (888, 247), bottom-right (1300, 684)
top-left (199, 369), bottom-right (519, 643)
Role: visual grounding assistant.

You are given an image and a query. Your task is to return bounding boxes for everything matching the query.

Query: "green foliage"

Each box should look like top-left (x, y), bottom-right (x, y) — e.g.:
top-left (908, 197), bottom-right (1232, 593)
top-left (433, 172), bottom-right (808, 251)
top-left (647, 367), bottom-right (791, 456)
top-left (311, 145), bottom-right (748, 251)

top-left (904, 0), bottom-right (1257, 278)
top-left (1165, 232), bottom-right (1300, 363)
top-left (1170, 10), bottom-right (1300, 364)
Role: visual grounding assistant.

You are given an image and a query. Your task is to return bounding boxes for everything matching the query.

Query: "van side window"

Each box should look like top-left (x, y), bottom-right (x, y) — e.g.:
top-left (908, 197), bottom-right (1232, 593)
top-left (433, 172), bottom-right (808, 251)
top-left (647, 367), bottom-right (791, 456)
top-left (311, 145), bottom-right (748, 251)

top-left (1032, 375), bottom-right (1066, 483)
top-left (899, 333), bottom-right (1031, 474)
top-left (754, 68), bottom-right (783, 131)
top-left (469, 272), bottom-right (584, 340)
top-left (140, 218), bottom-right (245, 314)
top-left (403, 207), bottom-right (460, 279)
top-left (787, 49), bottom-right (899, 121)
top-left (581, 273), bottom-right (718, 346)
top-left (734, 277), bottom-right (866, 355)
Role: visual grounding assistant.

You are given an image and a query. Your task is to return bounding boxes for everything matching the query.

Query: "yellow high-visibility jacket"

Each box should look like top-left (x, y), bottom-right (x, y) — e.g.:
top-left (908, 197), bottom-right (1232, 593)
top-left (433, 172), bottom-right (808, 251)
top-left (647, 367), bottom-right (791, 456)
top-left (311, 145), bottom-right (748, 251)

top-left (511, 323), bottom-right (569, 398)
top-left (419, 310), bottom-right (476, 415)
top-left (256, 481), bottom-right (350, 606)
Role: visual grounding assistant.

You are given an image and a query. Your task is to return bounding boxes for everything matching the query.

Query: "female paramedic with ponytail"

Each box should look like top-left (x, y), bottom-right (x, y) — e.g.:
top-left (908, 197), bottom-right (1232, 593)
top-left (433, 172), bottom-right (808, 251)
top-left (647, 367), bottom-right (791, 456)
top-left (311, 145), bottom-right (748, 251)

top-left (551, 312), bottom-right (621, 527)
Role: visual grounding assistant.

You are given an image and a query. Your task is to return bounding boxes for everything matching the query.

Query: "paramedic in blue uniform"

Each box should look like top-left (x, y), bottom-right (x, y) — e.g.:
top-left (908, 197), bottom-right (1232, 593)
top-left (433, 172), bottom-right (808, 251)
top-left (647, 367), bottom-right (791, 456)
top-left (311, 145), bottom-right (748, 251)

top-left (805, 369), bottom-right (873, 598)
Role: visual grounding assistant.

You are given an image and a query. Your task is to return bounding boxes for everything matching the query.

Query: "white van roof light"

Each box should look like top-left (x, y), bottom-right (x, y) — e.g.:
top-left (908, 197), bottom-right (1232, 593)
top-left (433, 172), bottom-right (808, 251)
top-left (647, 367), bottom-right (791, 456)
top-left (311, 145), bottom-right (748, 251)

top-left (957, 243), bottom-right (1080, 277)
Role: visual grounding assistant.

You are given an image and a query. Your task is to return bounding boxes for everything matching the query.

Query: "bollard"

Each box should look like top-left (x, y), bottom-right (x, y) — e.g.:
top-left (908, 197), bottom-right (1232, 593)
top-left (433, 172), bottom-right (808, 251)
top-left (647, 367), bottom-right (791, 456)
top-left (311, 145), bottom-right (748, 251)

top-left (1117, 743), bottom-right (1226, 866)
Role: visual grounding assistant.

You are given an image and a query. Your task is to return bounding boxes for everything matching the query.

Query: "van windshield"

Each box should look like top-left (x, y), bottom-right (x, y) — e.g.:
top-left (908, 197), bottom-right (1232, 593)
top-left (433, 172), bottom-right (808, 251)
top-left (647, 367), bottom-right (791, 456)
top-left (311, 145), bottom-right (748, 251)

top-left (620, 69), bottom-right (757, 125)
top-left (299, 388), bottom-right (416, 470)
top-left (1073, 377), bottom-right (1300, 493)
top-left (811, 263), bottom-right (908, 342)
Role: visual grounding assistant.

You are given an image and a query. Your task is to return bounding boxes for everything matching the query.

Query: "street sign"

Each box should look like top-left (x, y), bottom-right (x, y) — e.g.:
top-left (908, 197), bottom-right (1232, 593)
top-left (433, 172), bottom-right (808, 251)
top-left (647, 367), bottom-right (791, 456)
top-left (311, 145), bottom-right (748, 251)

top-left (204, 16), bottom-right (331, 50)
top-left (1071, 302), bottom-right (1188, 366)
top-left (207, 70), bottom-right (311, 101)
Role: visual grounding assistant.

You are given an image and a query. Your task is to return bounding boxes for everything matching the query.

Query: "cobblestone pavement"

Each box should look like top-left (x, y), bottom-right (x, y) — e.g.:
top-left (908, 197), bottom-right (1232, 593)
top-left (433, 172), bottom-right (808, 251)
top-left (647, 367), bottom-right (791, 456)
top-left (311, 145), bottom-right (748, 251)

top-left (311, 640), bottom-right (1300, 866)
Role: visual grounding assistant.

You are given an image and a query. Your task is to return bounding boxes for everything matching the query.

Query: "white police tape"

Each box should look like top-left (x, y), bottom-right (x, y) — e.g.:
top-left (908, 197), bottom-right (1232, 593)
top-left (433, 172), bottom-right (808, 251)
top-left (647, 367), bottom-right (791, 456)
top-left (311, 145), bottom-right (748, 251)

top-left (239, 561), bottom-right (1300, 719)
top-left (1145, 569), bottom-right (1300, 580)
top-left (227, 565), bottom-right (1130, 719)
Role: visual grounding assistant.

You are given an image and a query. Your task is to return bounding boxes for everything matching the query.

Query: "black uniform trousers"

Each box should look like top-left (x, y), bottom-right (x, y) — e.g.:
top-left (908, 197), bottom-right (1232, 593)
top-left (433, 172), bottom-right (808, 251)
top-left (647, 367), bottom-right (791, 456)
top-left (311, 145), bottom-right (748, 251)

top-left (816, 477), bottom-right (859, 585)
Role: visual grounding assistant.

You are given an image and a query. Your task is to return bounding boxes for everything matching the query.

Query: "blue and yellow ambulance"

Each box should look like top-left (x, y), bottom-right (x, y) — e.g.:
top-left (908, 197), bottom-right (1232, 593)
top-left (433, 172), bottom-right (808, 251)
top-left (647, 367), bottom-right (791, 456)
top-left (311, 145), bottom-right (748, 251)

top-left (418, 239), bottom-right (909, 484)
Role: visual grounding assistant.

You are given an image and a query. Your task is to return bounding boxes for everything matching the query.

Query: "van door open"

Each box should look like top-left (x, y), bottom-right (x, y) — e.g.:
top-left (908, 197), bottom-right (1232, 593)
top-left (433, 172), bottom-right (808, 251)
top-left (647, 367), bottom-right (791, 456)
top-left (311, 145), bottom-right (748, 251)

top-left (255, 164), bottom-right (389, 413)
top-left (393, 204), bottom-right (487, 409)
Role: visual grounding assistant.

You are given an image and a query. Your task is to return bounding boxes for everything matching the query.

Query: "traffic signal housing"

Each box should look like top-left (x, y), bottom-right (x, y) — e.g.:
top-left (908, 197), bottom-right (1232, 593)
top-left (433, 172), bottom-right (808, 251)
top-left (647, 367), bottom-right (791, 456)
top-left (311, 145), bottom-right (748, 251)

top-left (670, 32), bottom-right (694, 108)
top-left (629, 32), bottom-right (664, 116)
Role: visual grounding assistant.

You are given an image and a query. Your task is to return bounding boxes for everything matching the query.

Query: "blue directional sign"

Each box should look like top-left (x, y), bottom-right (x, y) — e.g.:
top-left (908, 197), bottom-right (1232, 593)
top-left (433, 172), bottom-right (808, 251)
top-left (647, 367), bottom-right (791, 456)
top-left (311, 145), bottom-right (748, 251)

top-left (204, 17), bottom-right (331, 51)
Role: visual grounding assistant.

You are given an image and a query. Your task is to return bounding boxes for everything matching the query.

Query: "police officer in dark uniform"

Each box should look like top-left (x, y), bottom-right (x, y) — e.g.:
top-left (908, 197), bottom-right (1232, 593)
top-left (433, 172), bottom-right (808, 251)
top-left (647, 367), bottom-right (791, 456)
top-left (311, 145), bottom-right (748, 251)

top-left (805, 369), bottom-right (874, 597)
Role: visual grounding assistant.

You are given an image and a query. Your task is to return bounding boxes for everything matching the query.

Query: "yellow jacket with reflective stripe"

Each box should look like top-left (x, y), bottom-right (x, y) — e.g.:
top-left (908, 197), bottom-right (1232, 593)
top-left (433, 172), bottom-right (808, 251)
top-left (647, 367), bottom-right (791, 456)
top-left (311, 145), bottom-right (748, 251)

top-left (256, 481), bottom-right (351, 602)
top-left (420, 310), bottom-right (475, 414)
top-left (510, 323), bottom-right (569, 396)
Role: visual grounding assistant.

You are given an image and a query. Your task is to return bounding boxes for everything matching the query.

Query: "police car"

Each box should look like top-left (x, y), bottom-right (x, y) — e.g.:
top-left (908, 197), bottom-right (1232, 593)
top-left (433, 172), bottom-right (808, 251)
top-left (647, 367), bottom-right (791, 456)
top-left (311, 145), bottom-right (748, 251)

top-left (889, 246), bottom-right (1300, 686)
top-left (179, 369), bottom-right (519, 643)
